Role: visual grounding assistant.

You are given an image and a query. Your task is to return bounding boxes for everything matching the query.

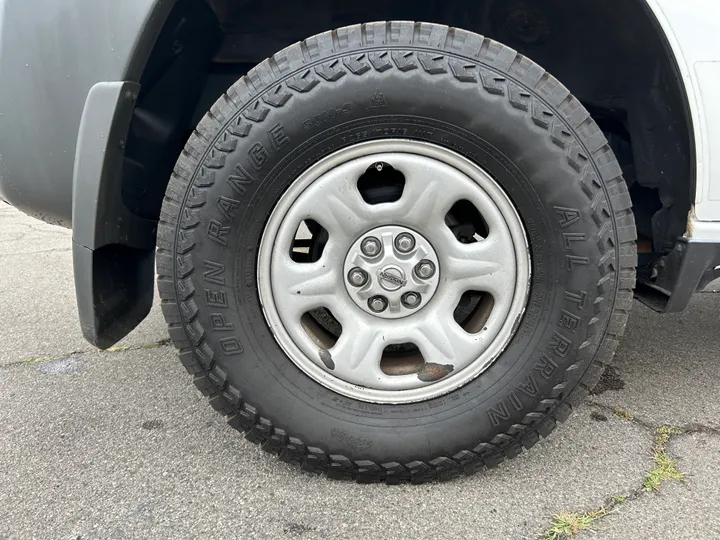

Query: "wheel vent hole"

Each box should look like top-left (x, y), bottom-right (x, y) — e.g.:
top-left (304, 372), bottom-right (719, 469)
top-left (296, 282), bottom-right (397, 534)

top-left (357, 162), bottom-right (405, 205)
top-left (445, 200), bottom-right (489, 243)
top-left (290, 219), bottom-right (328, 263)
top-left (381, 343), bottom-right (424, 376)
top-left (301, 308), bottom-right (342, 349)
top-left (453, 291), bottom-right (494, 334)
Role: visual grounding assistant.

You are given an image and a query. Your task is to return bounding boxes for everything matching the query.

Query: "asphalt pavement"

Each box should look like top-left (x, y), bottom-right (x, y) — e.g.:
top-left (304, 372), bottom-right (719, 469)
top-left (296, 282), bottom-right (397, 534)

top-left (1, 203), bottom-right (719, 539)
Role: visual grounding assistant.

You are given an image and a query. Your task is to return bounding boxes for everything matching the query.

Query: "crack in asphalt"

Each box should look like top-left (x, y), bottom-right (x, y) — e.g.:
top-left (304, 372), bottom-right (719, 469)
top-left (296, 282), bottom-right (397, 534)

top-left (0, 338), bottom-right (173, 368)
top-left (540, 401), bottom-right (720, 539)
top-left (587, 400), bottom-right (720, 436)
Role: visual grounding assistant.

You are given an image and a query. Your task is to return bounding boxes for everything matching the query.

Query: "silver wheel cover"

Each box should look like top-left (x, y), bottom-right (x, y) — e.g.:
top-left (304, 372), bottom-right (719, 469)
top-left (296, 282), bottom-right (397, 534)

top-left (258, 140), bottom-right (531, 404)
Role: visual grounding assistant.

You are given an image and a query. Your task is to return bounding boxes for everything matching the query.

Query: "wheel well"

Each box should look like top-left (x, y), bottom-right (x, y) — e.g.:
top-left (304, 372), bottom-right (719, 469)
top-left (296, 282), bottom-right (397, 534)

top-left (127, 0), bottom-right (693, 263)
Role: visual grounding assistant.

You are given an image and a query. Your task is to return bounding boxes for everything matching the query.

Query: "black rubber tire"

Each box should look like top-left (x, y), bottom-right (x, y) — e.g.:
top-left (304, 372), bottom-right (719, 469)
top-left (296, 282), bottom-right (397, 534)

top-left (157, 21), bottom-right (637, 484)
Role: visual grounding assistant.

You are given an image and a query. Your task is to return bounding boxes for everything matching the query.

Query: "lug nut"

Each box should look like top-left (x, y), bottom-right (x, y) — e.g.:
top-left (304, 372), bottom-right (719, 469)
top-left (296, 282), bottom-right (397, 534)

top-left (394, 232), bottom-right (416, 253)
top-left (402, 292), bottom-right (421, 309)
top-left (368, 296), bottom-right (388, 313)
top-left (347, 268), bottom-right (368, 287)
top-left (415, 260), bottom-right (436, 279)
top-left (361, 237), bottom-right (382, 258)
top-left (375, 162), bottom-right (384, 172)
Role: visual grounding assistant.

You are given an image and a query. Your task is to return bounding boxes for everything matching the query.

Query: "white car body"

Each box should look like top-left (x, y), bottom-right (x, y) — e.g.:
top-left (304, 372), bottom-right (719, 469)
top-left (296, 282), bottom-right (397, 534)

top-left (651, 0), bottom-right (720, 237)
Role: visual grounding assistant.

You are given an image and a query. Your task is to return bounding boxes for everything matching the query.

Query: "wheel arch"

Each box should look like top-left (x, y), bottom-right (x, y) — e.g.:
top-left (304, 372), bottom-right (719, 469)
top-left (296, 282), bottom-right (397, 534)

top-left (87, 0), bottom-right (697, 346)
top-left (124, 0), bottom-right (696, 253)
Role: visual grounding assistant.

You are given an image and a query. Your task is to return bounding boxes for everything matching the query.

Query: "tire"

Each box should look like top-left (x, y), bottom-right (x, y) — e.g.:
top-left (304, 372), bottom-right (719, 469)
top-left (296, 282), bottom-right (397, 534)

top-left (157, 21), bottom-right (637, 483)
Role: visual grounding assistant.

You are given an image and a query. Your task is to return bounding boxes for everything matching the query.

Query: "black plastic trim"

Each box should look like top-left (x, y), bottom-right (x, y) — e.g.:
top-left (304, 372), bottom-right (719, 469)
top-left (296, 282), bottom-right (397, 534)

top-left (635, 238), bottom-right (720, 313)
top-left (72, 81), bottom-right (156, 348)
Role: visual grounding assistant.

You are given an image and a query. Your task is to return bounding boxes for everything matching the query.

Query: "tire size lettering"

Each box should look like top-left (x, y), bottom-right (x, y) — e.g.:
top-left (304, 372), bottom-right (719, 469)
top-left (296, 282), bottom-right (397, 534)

top-left (439, 136), bottom-right (478, 161)
top-left (413, 128), bottom-right (436, 138)
top-left (303, 103), bottom-right (352, 130)
top-left (340, 127), bottom-right (408, 145)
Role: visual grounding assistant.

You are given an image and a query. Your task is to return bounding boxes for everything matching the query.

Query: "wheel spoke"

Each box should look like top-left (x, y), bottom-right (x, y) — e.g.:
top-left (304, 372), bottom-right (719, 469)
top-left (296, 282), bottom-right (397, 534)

top-left (411, 314), bottom-right (479, 367)
top-left (329, 320), bottom-right (387, 384)
top-left (302, 163), bottom-right (371, 243)
top-left (443, 234), bottom-right (516, 297)
top-left (271, 255), bottom-right (345, 319)
top-left (318, 192), bottom-right (367, 243)
top-left (394, 167), bottom-right (467, 229)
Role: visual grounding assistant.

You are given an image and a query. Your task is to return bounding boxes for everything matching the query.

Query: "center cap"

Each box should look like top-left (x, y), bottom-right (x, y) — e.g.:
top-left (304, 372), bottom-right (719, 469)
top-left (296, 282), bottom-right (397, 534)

top-left (343, 225), bottom-right (441, 319)
top-left (377, 266), bottom-right (406, 291)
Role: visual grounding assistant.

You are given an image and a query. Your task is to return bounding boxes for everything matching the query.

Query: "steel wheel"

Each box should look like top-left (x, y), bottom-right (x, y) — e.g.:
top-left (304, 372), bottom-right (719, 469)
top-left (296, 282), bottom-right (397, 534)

top-left (258, 140), bottom-right (531, 404)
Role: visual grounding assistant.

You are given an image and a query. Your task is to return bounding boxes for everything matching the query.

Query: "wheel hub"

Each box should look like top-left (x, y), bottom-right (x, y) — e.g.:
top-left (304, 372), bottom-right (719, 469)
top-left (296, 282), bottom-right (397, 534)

top-left (377, 266), bottom-right (405, 291)
top-left (344, 225), bottom-right (440, 319)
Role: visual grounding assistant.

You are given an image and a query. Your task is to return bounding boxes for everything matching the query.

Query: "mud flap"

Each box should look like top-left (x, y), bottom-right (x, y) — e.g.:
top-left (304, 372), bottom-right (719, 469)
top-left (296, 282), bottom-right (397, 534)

top-left (72, 81), bottom-right (156, 348)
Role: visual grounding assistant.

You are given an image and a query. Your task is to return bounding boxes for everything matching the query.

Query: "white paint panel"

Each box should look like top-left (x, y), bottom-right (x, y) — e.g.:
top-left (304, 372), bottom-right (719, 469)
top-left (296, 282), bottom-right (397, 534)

top-left (650, 0), bottom-right (720, 221)
top-left (689, 219), bottom-right (720, 241)
top-left (695, 62), bottom-right (720, 203)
